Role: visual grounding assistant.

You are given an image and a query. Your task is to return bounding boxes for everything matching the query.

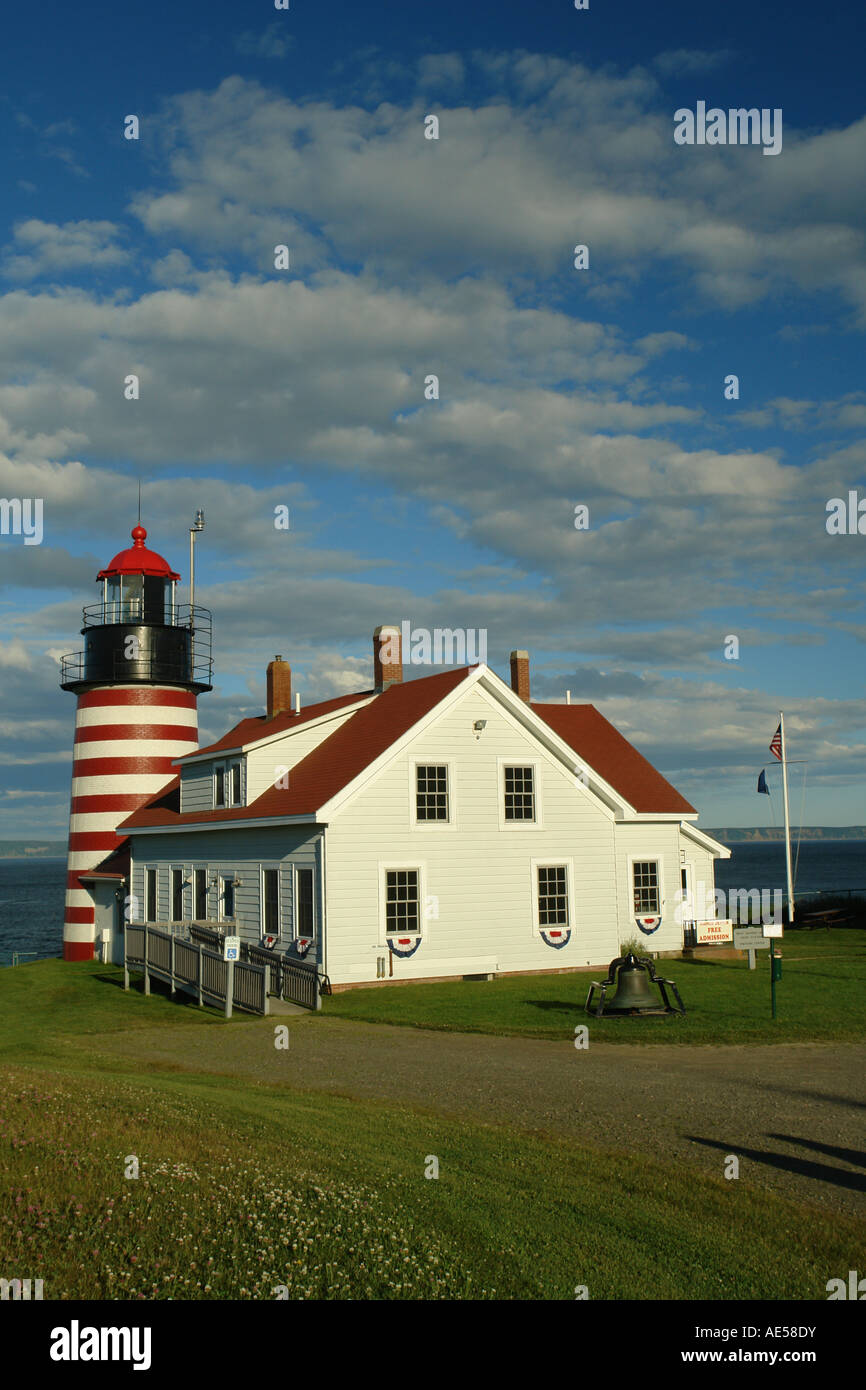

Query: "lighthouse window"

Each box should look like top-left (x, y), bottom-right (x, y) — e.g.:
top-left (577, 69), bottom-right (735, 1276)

top-left (122, 573), bottom-right (143, 620)
top-left (214, 766), bottom-right (226, 807)
top-left (106, 576), bottom-right (122, 623)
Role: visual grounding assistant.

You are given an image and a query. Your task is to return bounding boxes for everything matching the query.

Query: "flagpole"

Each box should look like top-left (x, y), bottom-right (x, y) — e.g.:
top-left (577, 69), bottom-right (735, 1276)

top-left (780, 710), bottom-right (795, 927)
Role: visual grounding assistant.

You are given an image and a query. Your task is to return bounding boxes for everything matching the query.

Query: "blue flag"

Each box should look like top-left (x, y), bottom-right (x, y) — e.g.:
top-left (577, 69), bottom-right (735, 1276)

top-left (757, 769), bottom-right (769, 795)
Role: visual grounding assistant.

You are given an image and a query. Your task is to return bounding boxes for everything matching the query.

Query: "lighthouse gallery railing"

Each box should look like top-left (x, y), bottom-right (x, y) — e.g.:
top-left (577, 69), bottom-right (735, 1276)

top-left (60, 603), bottom-right (213, 688)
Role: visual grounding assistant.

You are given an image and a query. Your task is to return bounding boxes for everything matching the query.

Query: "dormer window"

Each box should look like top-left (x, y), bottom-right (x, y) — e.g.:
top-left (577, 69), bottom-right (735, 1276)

top-left (213, 759), bottom-right (243, 809)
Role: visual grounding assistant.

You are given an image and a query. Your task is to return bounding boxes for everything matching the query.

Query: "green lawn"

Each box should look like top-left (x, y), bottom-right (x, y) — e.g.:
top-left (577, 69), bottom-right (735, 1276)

top-left (0, 955), bottom-right (863, 1300)
top-left (325, 929), bottom-right (866, 1043)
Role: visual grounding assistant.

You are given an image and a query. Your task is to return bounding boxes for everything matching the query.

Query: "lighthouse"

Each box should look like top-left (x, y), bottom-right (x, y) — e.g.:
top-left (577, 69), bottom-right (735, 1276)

top-left (59, 524), bottom-right (212, 961)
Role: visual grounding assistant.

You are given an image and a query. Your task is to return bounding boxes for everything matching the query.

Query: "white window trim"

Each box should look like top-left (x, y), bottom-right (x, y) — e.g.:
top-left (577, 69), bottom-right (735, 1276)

top-left (293, 864), bottom-right (317, 940)
top-left (497, 757), bottom-right (543, 831)
top-left (192, 864), bottom-right (210, 922)
top-left (378, 861), bottom-right (428, 946)
top-left (214, 759), bottom-right (244, 809)
top-left (679, 861), bottom-right (697, 925)
top-left (628, 855), bottom-right (664, 920)
top-left (261, 864), bottom-right (282, 939)
top-left (530, 858), bottom-right (575, 938)
top-left (229, 759), bottom-right (244, 807)
top-left (409, 759), bottom-right (456, 829)
top-left (145, 865), bottom-right (158, 923)
top-left (170, 864), bottom-right (187, 923)
top-left (218, 872), bottom-right (237, 924)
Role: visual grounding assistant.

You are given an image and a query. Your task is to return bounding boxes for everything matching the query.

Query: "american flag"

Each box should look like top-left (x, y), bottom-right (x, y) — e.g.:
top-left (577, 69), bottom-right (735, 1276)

top-left (769, 723), bottom-right (783, 761)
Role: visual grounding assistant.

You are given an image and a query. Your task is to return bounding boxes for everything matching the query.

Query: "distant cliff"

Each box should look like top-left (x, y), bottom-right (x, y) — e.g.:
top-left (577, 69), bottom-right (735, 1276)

top-left (0, 841), bottom-right (67, 859)
top-left (707, 827), bottom-right (866, 842)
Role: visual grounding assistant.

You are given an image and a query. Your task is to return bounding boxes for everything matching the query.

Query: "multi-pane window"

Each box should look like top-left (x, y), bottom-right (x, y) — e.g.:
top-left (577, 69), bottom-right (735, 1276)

top-left (214, 761), bottom-right (242, 808)
top-left (194, 868), bottom-right (208, 920)
top-left (296, 867), bottom-right (314, 937)
top-left (416, 765), bottom-right (449, 821)
top-left (504, 766), bottom-right (535, 821)
top-left (385, 870), bottom-right (420, 934)
top-left (263, 869), bottom-right (280, 937)
top-left (537, 866), bottom-right (569, 927)
top-left (145, 868), bottom-right (157, 922)
top-left (171, 868), bottom-right (185, 922)
top-left (633, 861), bottom-right (660, 915)
top-left (221, 877), bottom-right (235, 921)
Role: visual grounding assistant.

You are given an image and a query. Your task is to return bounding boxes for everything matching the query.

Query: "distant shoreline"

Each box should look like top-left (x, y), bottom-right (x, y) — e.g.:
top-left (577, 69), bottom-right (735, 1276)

top-left (708, 828), bottom-right (866, 843)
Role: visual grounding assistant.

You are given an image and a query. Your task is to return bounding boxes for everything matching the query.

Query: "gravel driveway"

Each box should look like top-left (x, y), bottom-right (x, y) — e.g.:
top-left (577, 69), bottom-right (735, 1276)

top-left (90, 1018), bottom-right (866, 1217)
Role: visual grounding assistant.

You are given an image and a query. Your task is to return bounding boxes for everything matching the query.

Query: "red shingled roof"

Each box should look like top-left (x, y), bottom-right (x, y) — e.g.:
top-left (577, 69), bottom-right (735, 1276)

top-left (119, 667), bottom-right (472, 830)
top-left (117, 668), bottom-right (694, 834)
top-left (533, 703), bottom-right (696, 814)
top-left (190, 690), bottom-right (372, 760)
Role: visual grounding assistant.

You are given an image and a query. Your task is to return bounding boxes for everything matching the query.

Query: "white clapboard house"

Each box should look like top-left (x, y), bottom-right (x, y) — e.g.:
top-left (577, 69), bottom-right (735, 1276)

top-left (110, 631), bottom-right (729, 987)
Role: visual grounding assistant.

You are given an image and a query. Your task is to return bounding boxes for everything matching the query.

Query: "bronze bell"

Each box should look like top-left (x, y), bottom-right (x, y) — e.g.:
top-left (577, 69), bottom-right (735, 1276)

top-left (585, 951), bottom-right (686, 1017)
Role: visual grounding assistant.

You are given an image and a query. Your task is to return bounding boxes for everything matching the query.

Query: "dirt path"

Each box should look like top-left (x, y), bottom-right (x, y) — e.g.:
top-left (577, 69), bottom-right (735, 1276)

top-left (85, 1018), bottom-right (866, 1217)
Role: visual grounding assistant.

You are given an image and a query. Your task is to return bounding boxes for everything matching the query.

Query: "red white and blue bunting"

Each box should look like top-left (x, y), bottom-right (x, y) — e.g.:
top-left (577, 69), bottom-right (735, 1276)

top-left (635, 915), bottom-right (662, 935)
top-left (540, 928), bottom-right (571, 949)
top-left (388, 936), bottom-right (422, 958)
top-left (294, 937), bottom-right (313, 956)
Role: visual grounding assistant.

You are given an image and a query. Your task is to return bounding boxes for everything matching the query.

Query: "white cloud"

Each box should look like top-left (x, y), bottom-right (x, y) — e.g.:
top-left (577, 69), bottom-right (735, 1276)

top-left (234, 24), bottom-right (294, 60)
top-left (2, 220), bottom-right (128, 282)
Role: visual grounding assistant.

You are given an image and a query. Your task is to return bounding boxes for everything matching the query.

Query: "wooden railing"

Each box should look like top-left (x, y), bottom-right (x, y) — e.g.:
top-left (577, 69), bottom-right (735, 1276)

top-left (125, 923), bottom-right (326, 1013)
top-left (124, 924), bottom-right (267, 1016)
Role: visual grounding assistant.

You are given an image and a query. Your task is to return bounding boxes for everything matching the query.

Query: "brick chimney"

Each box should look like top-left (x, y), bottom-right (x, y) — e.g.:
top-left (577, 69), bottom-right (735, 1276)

top-left (509, 650), bottom-right (530, 703)
top-left (374, 625), bottom-right (403, 691)
top-left (266, 655), bottom-right (292, 719)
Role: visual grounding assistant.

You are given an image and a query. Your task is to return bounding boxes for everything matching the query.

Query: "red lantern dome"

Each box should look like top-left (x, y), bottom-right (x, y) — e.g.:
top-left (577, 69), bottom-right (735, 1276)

top-left (97, 525), bottom-right (181, 580)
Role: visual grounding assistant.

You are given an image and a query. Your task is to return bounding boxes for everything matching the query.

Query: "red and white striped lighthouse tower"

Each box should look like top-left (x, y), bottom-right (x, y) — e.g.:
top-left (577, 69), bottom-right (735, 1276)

top-left (59, 524), bottom-right (212, 961)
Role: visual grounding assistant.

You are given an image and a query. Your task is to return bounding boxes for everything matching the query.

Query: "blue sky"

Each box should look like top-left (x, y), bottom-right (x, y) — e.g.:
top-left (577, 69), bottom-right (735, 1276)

top-left (0, 0), bottom-right (864, 835)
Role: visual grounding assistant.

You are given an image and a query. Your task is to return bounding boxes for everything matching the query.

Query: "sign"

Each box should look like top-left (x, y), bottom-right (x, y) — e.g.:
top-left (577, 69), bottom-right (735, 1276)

top-left (223, 935), bottom-right (241, 961)
top-left (695, 918), bottom-right (733, 945)
top-left (733, 927), bottom-right (770, 950)
top-left (763, 923), bottom-right (784, 938)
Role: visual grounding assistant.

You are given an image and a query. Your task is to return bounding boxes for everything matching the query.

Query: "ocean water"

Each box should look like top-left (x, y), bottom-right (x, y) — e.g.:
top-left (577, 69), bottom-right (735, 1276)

top-left (714, 839), bottom-right (866, 898)
top-left (0, 841), bottom-right (863, 962)
top-left (0, 858), bottom-right (67, 963)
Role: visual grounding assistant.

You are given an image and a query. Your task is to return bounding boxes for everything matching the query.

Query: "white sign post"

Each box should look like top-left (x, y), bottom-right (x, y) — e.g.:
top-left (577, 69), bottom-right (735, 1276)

top-left (223, 936), bottom-right (241, 1018)
top-left (733, 926), bottom-right (771, 970)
